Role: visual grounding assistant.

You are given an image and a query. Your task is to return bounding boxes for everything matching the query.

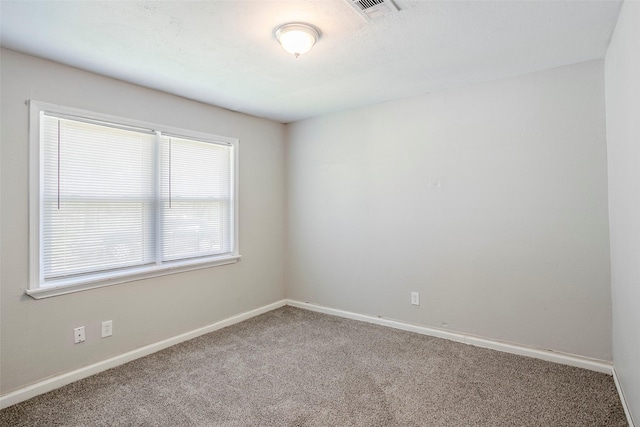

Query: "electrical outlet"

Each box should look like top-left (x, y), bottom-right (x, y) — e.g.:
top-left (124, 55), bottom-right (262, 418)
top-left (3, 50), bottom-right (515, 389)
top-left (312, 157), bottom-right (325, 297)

top-left (411, 292), bottom-right (420, 306)
top-left (74, 326), bottom-right (85, 344)
top-left (101, 320), bottom-right (113, 338)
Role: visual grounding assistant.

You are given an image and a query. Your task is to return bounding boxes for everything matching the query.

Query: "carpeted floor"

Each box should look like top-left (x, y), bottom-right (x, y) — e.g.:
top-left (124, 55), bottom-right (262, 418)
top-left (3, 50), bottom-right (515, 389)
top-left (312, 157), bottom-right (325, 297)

top-left (0, 306), bottom-right (627, 426)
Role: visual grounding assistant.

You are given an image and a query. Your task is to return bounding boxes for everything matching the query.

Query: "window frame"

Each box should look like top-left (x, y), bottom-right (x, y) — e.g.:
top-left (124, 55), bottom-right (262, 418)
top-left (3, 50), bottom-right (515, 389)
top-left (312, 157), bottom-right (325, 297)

top-left (28, 100), bottom-right (240, 299)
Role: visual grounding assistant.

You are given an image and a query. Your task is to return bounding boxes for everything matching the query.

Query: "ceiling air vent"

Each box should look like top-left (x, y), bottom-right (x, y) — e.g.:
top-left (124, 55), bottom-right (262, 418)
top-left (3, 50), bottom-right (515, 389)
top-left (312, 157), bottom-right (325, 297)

top-left (346, 0), bottom-right (399, 21)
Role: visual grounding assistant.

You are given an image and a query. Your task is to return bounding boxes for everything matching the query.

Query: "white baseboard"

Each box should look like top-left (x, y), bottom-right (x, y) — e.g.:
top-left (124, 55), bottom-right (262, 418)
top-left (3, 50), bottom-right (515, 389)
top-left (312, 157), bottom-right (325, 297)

top-left (613, 367), bottom-right (636, 427)
top-left (0, 299), bottom-right (287, 410)
top-left (286, 299), bottom-right (614, 375)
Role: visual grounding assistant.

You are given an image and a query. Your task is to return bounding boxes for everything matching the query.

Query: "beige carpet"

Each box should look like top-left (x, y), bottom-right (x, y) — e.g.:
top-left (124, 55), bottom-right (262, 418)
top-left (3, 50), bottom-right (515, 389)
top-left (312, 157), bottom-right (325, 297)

top-left (0, 306), bottom-right (627, 426)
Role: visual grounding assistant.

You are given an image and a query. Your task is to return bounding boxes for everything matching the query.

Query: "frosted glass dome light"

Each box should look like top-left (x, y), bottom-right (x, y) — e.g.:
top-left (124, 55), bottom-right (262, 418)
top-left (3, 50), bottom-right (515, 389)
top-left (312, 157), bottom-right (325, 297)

top-left (274, 23), bottom-right (320, 58)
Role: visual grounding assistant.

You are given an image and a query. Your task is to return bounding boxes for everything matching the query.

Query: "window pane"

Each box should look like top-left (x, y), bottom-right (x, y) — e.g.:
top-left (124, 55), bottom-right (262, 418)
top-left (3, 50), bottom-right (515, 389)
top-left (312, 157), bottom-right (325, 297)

top-left (42, 115), bottom-right (155, 279)
top-left (160, 136), bottom-right (232, 261)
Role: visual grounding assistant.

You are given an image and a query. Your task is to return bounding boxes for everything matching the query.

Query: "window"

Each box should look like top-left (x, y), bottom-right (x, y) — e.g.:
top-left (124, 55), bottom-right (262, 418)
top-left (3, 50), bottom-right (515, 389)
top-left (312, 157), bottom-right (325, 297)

top-left (28, 101), bottom-right (239, 298)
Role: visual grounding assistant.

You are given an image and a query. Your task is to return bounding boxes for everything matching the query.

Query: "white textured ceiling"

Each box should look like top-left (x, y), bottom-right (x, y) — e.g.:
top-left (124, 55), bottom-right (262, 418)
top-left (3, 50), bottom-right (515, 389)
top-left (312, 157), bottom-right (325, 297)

top-left (0, 0), bottom-right (623, 123)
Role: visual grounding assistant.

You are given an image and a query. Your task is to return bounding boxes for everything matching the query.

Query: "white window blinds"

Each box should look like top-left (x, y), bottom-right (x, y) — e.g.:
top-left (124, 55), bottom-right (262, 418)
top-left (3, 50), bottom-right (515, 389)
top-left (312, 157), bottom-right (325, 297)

top-left (160, 135), bottom-right (233, 262)
top-left (42, 115), bottom-right (156, 280)
top-left (31, 102), bottom-right (238, 294)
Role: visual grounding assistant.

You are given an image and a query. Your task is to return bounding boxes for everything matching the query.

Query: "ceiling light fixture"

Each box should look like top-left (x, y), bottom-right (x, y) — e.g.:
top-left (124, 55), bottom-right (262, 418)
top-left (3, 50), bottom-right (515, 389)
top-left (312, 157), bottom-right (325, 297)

top-left (274, 23), bottom-right (320, 58)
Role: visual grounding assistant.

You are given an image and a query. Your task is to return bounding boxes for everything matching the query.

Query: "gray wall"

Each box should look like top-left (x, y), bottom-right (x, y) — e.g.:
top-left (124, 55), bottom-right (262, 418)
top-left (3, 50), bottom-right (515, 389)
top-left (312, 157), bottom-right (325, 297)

top-left (606, 0), bottom-right (640, 423)
top-left (0, 45), bottom-right (622, 402)
top-left (286, 60), bottom-right (612, 361)
top-left (0, 49), bottom-right (286, 394)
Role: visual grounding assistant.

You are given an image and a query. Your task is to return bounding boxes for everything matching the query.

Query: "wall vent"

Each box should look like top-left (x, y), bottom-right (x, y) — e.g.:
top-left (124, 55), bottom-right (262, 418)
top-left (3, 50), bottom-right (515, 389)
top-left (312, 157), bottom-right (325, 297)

top-left (346, 0), bottom-right (399, 21)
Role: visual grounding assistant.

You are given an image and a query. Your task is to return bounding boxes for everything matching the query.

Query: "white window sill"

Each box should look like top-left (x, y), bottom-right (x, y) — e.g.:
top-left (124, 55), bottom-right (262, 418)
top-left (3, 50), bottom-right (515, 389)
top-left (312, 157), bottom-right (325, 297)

top-left (26, 255), bottom-right (241, 299)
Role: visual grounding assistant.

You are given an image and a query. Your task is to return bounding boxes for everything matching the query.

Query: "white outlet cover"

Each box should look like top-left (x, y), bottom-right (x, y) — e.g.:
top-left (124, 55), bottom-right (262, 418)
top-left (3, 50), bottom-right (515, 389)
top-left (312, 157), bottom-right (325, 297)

top-left (101, 320), bottom-right (113, 338)
top-left (74, 326), bottom-right (85, 343)
top-left (411, 292), bottom-right (420, 306)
